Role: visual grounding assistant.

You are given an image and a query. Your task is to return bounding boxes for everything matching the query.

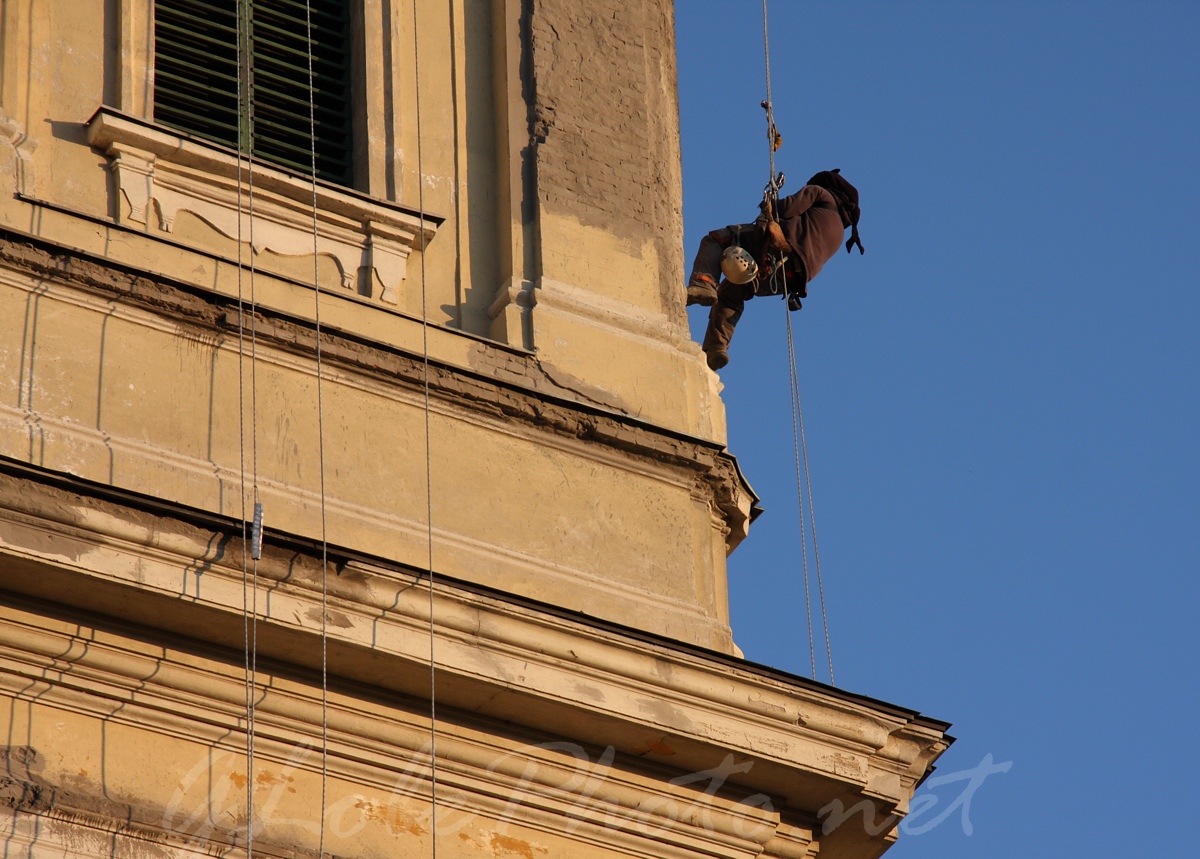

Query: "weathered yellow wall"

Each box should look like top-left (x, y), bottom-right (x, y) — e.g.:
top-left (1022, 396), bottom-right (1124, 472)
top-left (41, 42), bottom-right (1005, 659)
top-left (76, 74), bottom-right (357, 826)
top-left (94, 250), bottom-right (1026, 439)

top-left (0, 255), bottom-right (742, 651)
top-left (1, 0), bottom-right (719, 439)
top-left (0, 0), bottom-right (739, 648)
top-left (0, 4), bottom-right (951, 859)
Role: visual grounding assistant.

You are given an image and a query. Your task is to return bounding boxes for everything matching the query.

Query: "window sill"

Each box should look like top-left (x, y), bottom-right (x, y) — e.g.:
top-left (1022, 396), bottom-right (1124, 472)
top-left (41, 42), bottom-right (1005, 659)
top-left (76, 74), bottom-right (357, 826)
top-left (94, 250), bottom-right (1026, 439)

top-left (85, 108), bottom-right (441, 306)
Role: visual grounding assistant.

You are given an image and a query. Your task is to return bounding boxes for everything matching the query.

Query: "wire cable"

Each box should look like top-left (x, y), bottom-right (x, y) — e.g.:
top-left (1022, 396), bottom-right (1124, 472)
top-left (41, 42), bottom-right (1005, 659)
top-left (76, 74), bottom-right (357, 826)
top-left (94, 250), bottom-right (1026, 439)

top-left (784, 310), bottom-right (817, 680)
top-left (233, 2), bottom-right (260, 852)
top-left (411, 5), bottom-right (440, 856)
top-left (762, 0), bottom-right (836, 684)
top-left (784, 311), bottom-right (836, 684)
top-left (798, 375), bottom-right (835, 686)
top-left (762, 0), bottom-right (778, 186)
top-left (300, 0), bottom-right (332, 855)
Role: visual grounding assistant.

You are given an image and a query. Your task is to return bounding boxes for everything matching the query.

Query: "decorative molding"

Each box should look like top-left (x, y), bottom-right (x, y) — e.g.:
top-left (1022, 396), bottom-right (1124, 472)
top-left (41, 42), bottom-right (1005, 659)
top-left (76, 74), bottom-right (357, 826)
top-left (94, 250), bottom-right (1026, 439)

top-left (0, 608), bottom-right (783, 859)
top-left (0, 107), bottom-right (38, 196)
top-left (0, 256), bottom-right (755, 631)
top-left (84, 108), bottom-right (441, 306)
top-left (0, 469), bottom-right (950, 813)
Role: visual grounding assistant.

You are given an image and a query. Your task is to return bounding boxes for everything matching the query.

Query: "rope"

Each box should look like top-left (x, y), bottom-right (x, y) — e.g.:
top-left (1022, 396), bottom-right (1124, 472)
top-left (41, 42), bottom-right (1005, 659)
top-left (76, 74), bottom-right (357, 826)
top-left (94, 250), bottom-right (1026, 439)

top-left (411, 5), bottom-right (440, 856)
top-left (800, 392), bottom-right (835, 685)
top-left (760, 0), bottom-right (784, 216)
top-left (761, 0), bottom-right (836, 685)
top-left (300, 0), bottom-right (332, 855)
top-left (783, 311), bottom-right (835, 684)
top-left (783, 312), bottom-right (816, 679)
top-left (761, 0), bottom-right (776, 180)
top-left (233, 1), bottom-right (260, 852)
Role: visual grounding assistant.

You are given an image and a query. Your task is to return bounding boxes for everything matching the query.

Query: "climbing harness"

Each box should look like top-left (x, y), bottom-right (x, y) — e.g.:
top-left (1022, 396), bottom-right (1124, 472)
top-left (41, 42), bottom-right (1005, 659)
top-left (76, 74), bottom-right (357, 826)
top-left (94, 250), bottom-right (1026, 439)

top-left (759, 0), bottom-right (836, 685)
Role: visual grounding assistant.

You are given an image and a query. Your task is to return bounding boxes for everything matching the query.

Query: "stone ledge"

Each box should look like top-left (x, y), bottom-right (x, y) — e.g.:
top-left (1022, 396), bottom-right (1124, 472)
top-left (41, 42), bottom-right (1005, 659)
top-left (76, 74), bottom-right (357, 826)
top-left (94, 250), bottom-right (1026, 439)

top-left (0, 465), bottom-right (950, 851)
top-left (0, 233), bottom-right (759, 553)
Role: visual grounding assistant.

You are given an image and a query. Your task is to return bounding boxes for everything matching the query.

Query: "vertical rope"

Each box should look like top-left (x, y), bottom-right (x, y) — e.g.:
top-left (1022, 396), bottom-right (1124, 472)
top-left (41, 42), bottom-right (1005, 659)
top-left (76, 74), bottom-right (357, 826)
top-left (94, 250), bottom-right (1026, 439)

top-left (761, 0), bottom-right (777, 185)
top-left (784, 309), bottom-right (836, 685)
top-left (300, 0), bottom-right (331, 856)
top-left (246, 1), bottom-right (262, 733)
top-left (763, 0), bottom-right (834, 684)
top-left (761, 0), bottom-right (817, 679)
top-left (796, 379), bottom-right (835, 685)
top-left (411, 6), bottom-right (440, 856)
top-left (784, 310), bottom-right (817, 680)
top-left (234, 1), bottom-right (259, 853)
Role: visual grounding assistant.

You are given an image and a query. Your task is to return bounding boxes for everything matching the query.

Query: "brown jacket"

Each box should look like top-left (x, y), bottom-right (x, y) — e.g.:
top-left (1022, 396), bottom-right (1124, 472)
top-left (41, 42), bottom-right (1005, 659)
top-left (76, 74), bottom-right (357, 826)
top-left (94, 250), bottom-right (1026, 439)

top-left (771, 185), bottom-right (847, 284)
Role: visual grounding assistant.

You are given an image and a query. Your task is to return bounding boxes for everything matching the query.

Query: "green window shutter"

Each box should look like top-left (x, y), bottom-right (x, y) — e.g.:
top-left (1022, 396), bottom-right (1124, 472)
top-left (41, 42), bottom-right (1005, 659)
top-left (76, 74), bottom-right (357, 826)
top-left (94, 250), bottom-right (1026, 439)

top-left (153, 0), bottom-right (242, 149)
top-left (250, 0), bottom-right (354, 183)
top-left (153, 0), bottom-right (353, 186)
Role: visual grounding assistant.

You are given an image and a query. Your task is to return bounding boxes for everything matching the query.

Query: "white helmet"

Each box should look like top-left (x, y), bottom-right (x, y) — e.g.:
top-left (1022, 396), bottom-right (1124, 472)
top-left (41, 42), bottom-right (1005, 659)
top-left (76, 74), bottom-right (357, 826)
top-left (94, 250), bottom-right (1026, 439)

top-left (721, 245), bottom-right (759, 285)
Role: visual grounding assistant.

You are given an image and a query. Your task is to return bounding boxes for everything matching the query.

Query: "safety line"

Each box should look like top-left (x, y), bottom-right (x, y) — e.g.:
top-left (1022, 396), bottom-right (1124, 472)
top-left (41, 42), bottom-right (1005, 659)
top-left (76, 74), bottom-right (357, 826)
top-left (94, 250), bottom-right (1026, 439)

top-left (784, 311), bottom-right (817, 680)
top-left (246, 1), bottom-right (262, 737)
top-left (784, 312), bottom-right (835, 684)
top-left (412, 5), bottom-right (441, 855)
top-left (803, 421), bottom-right (834, 685)
top-left (233, 2), bottom-right (260, 855)
top-left (299, 1), bottom-right (332, 856)
top-left (761, 0), bottom-right (778, 186)
top-left (762, 0), bottom-right (835, 684)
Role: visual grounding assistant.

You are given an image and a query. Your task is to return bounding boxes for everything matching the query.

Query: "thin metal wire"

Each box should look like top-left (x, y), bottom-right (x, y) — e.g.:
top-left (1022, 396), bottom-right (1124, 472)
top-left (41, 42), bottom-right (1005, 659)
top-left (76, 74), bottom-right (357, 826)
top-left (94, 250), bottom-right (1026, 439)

top-left (796, 376), bottom-right (835, 685)
top-left (412, 5), bottom-right (440, 854)
top-left (783, 308), bottom-right (817, 679)
top-left (246, 1), bottom-right (262, 732)
top-left (762, 0), bottom-right (835, 684)
top-left (762, 0), bottom-right (777, 186)
top-left (784, 310), bottom-right (837, 684)
top-left (300, 0), bottom-right (331, 855)
top-left (234, 1), bottom-right (259, 853)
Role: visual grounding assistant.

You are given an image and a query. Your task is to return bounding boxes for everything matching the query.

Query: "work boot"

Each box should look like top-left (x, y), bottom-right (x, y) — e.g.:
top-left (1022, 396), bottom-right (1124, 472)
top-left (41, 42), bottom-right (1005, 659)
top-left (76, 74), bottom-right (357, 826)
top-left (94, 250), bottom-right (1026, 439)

top-left (686, 276), bottom-right (718, 307)
top-left (705, 350), bottom-right (729, 370)
top-left (787, 292), bottom-right (803, 311)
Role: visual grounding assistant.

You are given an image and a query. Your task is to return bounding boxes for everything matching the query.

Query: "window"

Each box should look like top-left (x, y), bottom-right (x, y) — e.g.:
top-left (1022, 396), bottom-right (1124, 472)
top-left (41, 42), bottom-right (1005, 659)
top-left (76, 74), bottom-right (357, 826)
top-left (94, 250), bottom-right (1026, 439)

top-left (153, 0), bottom-right (353, 185)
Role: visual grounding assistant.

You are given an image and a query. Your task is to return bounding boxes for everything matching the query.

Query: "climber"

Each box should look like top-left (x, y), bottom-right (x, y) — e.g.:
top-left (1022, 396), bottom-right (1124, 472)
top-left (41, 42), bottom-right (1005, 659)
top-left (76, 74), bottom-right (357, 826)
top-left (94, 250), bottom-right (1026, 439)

top-left (685, 169), bottom-right (864, 370)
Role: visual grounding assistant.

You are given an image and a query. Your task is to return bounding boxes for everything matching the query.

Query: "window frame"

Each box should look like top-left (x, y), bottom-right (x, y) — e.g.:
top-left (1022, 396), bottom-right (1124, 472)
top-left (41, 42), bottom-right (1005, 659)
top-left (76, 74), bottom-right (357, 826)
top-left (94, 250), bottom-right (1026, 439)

top-left (95, 0), bottom-right (439, 310)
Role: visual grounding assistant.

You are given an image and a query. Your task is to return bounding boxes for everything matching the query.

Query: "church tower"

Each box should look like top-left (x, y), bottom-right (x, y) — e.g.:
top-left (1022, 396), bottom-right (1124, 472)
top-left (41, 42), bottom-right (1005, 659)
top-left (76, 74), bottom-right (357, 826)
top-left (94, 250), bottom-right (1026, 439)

top-left (0, 2), bottom-right (949, 857)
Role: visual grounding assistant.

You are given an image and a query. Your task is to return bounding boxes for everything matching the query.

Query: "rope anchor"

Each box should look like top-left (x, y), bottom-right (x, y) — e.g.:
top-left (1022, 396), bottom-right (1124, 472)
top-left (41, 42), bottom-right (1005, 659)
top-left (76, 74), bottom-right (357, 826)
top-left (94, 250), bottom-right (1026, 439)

top-left (762, 170), bottom-right (786, 213)
top-left (761, 100), bottom-right (783, 152)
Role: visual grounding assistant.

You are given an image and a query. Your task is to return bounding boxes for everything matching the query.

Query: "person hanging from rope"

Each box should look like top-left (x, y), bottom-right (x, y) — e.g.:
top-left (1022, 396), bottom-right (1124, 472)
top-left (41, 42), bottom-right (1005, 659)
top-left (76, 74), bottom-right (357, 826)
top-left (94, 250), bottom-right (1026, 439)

top-left (685, 169), bottom-right (864, 370)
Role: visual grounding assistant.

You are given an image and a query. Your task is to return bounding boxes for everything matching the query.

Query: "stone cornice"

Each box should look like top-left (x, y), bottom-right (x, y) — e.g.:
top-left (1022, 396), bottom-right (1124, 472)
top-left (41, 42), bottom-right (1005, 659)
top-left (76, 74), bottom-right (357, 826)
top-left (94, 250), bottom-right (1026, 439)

top-left (0, 463), bottom-right (949, 841)
top-left (0, 615), bottom-right (786, 859)
top-left (0, 230), bottom-right (760, 545)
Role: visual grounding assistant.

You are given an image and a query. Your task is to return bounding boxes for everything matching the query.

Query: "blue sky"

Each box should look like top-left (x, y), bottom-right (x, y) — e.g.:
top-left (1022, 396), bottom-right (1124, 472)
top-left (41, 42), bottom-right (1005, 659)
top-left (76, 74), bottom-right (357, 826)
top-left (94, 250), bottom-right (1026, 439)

top-left (675, 2), bottom-right (1199, 855)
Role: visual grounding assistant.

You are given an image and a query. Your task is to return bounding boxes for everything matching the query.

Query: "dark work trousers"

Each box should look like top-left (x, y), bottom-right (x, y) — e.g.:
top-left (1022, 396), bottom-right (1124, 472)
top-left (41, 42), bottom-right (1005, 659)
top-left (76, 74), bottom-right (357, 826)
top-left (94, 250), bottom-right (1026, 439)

top-left (688, 225), bottom-right (754, 288)
top-left (689, 226), bottom-right (803, 358)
